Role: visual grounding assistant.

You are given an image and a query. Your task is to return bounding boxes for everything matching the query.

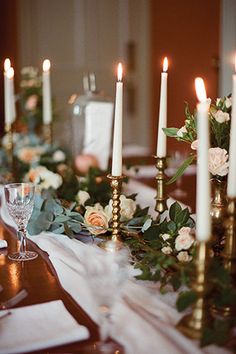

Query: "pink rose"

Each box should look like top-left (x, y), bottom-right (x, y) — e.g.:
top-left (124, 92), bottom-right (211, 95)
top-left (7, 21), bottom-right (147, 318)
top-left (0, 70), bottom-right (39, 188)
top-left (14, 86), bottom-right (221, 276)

top-left (208, 147), bottom-right (229, 176)
top-left (175, 227), bottom-right (194, 251)
top-left (191, 139), bottom-right (198, 150)
top-left (84, 206), bottom-right (109, 235)
top-left (25, 94), bottom-right (38, 111)
top-left (74, 154), bottom-right (98, 175)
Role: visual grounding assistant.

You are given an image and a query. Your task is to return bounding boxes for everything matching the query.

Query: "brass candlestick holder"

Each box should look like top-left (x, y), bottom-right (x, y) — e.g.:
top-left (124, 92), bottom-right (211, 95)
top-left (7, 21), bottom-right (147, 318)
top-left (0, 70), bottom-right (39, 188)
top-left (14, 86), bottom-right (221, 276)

top-left (5, 123), bottom-right (13, 164)
top-left (43, 123), bottom-right (53, 145)
top-left (107, 174), bottom-right (125, 247)
top-left (154, 156), bottom-right (168, 214)
top-left (212, 198), bottom-right (236, 317)
top-left (177, 241), bottom-right (210, 339)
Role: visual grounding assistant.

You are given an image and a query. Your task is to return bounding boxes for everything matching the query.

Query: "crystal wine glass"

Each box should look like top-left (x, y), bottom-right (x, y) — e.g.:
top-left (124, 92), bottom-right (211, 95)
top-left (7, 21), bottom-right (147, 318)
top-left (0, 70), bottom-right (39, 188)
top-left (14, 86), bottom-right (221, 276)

top-left (4, 183), bottom-right (38, 261)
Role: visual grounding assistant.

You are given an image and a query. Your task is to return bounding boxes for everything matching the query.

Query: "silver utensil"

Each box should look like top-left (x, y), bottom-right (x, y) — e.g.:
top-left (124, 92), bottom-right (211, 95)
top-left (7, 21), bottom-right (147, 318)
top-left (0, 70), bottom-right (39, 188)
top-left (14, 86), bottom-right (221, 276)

top-left (0, 289), bottom-right (28, 310)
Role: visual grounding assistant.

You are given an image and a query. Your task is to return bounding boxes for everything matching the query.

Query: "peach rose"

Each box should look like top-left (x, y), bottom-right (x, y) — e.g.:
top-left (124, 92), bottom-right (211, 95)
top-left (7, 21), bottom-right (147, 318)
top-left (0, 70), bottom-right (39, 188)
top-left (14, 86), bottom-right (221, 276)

top-left (27, 165), bottom-right (48, 183)
top-left (208, 147), bottom-right (229, 176)
top-left (84, 205), bottom-right (109, 235)
top-left (17, 146), bottom-right (43, 164)
top-left (175, 227), bottom-right (194, 251)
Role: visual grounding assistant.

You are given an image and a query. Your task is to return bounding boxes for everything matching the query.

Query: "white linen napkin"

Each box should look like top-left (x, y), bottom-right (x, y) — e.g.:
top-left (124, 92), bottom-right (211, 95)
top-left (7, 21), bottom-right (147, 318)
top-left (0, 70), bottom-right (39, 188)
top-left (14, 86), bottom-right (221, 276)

top-left (0, 300), bottom-right (89, 354)
top-left (28, 232), bottom-right (229, 354)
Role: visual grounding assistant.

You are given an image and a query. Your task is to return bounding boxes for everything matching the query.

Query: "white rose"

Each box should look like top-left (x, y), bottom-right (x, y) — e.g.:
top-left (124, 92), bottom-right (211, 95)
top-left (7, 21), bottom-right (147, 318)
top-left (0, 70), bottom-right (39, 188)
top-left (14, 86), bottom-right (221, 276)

top-left (53, 150), bottom-right (66, 162)
top-left (225, 97), bottom-right (232, 108)
top-left (36, 169), bottom-right (63, 190)
top-left (177, 251), bottom-right (192, 263)
top-left (208, 147), bottom-right (229, 176)
top-left (175, 227), bottom-right (194, 251)
top-left (213, 110), bottom-right (230, 123)
top-left (216, 98), bottom-right (221, 106)
top-left (177, 126), bottom-right (187, 138)
top-left (191, 139), bottom-right (198, 150)
top-left (76, 190), bottom-right (90, 206)
top-left (104, 195), bottom-right (136, 221)
top-left (161, 233), bottom-right (171, 241)
top-left (161, 246), bottom-right (172, 255)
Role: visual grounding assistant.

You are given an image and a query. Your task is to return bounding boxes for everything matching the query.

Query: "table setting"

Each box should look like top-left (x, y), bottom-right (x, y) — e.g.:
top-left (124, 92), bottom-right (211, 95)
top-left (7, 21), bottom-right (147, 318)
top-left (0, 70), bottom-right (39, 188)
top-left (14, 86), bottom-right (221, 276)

top-left (0, 55), bottom-right (236, 354)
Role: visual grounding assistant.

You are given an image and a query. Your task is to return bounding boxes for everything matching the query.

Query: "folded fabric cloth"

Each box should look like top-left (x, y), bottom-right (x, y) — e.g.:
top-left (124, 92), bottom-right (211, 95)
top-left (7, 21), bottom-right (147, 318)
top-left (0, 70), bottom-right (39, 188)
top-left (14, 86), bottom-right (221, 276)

top-left (29, 232), bottom-right (229, 354)
top-left (0, 300), bottom-right (89, 354)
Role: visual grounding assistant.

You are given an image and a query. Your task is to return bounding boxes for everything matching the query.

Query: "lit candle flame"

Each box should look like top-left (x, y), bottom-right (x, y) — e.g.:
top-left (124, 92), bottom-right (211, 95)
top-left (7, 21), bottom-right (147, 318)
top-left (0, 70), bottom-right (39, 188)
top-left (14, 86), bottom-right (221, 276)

top-left (43, 59), bottom-right (51, 72)
top-left (117, 63), bottom-right (123, 81)
top-left (163, 57), bottom-right (168, 72)
top-left (195, 77), bottom-right (207, 102)
top-left (6, 67), bottom-right (14, 79)
top-left (4, 58), bottom-right (11, 72)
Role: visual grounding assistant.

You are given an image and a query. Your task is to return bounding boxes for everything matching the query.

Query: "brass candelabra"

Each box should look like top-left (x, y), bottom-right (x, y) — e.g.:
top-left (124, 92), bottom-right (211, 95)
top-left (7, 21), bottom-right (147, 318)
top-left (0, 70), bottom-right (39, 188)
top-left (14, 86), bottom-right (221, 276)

top-left (43, 123), bottom-right (53, 145)
top-left (177, 241), bottom-right (210, 339)
top-left (107, 174), bottom-right (125, 248)
top-left (154, 156), bottom-right (168, 214)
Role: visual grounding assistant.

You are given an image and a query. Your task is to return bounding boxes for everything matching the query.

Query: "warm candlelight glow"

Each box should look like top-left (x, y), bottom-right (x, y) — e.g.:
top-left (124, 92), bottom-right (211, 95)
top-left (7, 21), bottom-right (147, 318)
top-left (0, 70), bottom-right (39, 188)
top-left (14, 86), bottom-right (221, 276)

top-left (195, 77), bottom-right (207, 102)
top-left (234, 55), bottom-right (236, 73)
top-left (43, 59), bottom-right (51, 72)
top-left (117, 63), bottom-right (123, 82)
top-left (163, 57), bottom-right (168, 72)
top-left (4, 58), bottom-right (11, 72)
top-left (6, 67), bottom-right (14, 79)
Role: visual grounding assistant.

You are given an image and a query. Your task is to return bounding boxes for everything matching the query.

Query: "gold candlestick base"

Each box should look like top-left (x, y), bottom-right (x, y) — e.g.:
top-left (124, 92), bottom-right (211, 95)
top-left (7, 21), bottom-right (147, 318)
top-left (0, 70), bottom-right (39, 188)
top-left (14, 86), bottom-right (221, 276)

top-left (154, 156), bottom-right (168, 214)
top-left (43, 123), bottom-right (53, 145)
top-left (177, 241), bottom-right (210, 339)
top-left (107, 174), bottom-right (125, 249)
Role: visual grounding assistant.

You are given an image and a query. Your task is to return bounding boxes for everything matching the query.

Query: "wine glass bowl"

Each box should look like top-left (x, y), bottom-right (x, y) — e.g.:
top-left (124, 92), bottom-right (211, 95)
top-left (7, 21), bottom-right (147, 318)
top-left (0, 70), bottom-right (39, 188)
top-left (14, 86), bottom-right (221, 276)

top-left (4, 183), bottom-right (38, 261)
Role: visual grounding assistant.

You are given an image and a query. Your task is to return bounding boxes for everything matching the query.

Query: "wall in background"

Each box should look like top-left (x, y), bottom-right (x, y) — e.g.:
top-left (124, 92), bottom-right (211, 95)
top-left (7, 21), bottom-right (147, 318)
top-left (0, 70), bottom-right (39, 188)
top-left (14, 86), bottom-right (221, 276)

top-left (220, 0), bottom-right (236, 97)
top-left (17, 0), bottom-right (151, 153)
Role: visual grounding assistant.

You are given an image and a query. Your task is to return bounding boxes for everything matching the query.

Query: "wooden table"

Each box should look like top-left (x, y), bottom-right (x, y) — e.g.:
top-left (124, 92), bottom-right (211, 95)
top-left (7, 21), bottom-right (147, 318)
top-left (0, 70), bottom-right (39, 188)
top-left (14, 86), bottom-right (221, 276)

top-left (0, 222), bottom-right (123, 354)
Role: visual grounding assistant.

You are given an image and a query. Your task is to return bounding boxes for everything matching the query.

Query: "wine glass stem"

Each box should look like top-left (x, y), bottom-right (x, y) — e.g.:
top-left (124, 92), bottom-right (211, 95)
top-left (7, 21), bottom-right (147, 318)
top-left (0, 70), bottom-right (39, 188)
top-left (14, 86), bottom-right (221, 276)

top-left (18, 228), bottom-right (27, 254)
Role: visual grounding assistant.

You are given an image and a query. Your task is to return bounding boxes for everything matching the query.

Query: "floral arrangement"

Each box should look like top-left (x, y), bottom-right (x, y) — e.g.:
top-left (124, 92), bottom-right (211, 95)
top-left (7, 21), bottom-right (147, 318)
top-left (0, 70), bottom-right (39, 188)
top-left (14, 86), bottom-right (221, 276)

top-left (164, 95), bottom-right (231, 183)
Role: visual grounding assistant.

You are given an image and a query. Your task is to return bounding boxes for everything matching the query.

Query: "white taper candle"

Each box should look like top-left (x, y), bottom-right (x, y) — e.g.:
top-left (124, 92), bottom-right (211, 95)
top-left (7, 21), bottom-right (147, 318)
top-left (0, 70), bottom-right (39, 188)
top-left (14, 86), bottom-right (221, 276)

top-left (111, 63), bottom-right (123, 176)
top-left (42, 59), bottom-right (52, 124)
top-left (156, 57), bottom-right (168, 157)
top-left (4, 65), bottom-right (14, 126)
top-left (227, 58), bottom-right (236, 197)
top-left (195, 77), bottom-right (211, 241)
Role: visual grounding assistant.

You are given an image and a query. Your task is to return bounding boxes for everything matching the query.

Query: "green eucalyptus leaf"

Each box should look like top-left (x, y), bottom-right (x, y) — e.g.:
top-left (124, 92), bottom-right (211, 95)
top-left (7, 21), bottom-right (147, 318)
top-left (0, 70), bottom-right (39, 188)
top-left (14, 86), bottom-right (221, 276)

top-left (51, 224), bottom-right (65, 234)
top-left (167, 220), bottom-right (177, 233)
top-left (169, 202), bottom-right (182, 222)
top-left (54, 215), bottom-right (70, 223)
top-left (166, 155), bottom-right (196, 184)
top-left (67, 221), bottom-right (82, 233)
top-left (141, 218), bottom-right (152, 233)
top-left (163, 127), bottom-right (179, 137)
top-left (176, 290), bottom-right (197, 312)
